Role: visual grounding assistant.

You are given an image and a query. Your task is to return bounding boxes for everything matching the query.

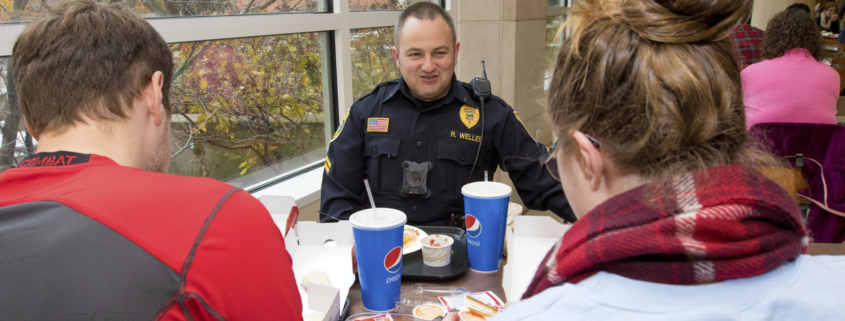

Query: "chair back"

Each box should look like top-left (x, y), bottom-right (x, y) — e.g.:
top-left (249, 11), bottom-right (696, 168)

top-left (750, 122), bottom-right (845, 243)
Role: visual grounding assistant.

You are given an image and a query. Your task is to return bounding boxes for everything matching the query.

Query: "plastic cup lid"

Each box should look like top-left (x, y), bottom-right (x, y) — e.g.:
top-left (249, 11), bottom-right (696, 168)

top-left (349, 208), bottom-right (407, 230)
top-left (461, 181), bottom-right (512, 199)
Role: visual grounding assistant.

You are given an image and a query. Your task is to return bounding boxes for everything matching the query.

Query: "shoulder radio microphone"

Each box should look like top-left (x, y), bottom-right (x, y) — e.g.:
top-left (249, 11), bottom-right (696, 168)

top-left (467, 61), bottom-right (490, 183)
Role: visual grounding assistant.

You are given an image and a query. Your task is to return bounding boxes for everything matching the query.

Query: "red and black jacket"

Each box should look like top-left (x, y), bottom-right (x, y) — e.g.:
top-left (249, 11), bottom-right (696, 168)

top-left (0, 152), bottom-right (303, 320)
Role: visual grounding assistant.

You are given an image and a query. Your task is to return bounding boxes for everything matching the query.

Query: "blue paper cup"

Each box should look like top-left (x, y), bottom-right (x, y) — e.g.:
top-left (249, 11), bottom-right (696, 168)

top-left (349, 208), bottom-right (407, 311)
top-left (462, 181), bottom-right (512, 272)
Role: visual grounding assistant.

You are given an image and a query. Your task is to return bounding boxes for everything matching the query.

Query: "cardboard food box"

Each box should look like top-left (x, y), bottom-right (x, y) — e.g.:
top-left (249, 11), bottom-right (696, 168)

top-left (261, 195), bottom-right (355, 321)
top-left (285, 221), bottom-right (356, 321)
top-left (502, 216), bottom-right (571, 305)
top-left (258, 195), bottom-right (300, 238)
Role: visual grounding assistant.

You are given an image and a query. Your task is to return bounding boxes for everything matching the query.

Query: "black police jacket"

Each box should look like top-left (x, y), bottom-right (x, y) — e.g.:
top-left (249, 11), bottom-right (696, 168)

top-left (320, 76), bottom-right (575, 226)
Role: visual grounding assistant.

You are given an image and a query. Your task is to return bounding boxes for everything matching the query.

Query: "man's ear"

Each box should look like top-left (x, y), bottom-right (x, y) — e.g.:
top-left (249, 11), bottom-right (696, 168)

top-left (143, 71), bottom-right (165, 126)
top-left (454, 41), bottom-right (460, 65)
top-left (392, 46), bottom-right (400, 68)
top-left (572, 131), bottom-right (603, 191)
top-left (24, 120), bottom-right (38, 141)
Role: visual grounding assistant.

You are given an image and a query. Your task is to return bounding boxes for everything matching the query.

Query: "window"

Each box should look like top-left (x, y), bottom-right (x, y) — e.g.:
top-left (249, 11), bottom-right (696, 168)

top-left (351, 27), bottom-right (400, 101)
top-left (350, 0), bottom-right (408, 12)
top-left (0, 0), bottom-right (449, 189)
top-left (0, 0), bottom-right (328, 22)
top-left (168, 33), bottom-right (334, 189)
top-left (546, 15), bottom-right (566, 70)
top-left (548, 0), bottom-right (567, 7)
top-left (0, 57), bottom-right (34, 172)
top-left (546, 2), bottom-right (569, 90)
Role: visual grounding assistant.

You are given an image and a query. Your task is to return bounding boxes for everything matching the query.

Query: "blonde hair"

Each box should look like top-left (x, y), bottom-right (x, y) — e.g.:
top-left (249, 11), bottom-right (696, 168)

top-left (547, 0), bottom-right (756, 181)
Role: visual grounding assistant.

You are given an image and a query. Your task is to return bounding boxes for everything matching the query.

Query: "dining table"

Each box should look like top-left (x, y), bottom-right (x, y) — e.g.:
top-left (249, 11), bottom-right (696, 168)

top-left (341, 242), bottom-right (845, 320)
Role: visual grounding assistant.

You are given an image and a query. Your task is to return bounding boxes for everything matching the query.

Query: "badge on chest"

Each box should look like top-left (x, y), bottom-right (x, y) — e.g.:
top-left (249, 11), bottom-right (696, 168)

top-left (460, 105), bottom-right (479, 129)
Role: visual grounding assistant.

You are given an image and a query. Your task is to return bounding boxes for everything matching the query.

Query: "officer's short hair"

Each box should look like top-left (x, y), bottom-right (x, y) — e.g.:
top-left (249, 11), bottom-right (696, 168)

top-left (13, 0), bottom-right (173, 137)
top-left (394, 2), bottom-right (456, 50)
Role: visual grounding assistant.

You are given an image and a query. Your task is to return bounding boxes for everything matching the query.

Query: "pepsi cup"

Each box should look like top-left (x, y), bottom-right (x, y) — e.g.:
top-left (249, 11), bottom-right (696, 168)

top-left (462, 181), bottom-right (512, 272)
top-left (349, 208), bottom-right (407, 311)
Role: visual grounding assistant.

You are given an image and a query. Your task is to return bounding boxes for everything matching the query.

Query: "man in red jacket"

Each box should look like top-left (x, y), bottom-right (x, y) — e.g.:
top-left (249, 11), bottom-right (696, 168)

top-left (0, 0), bottom-right (303, 319)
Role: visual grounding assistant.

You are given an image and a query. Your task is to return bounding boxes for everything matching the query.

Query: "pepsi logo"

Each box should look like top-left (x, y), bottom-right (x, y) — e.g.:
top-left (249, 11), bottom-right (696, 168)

top-left (384, 246), bottom-right (403, 273)
top-left (466, 214), bottom-right (482, 238)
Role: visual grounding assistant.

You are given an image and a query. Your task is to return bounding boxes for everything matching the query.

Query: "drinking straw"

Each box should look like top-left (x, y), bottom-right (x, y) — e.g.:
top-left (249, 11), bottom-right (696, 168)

top-left (484, 170), bottom-right (489, 182)
top-left (363, 179), bottom-right (381, 217)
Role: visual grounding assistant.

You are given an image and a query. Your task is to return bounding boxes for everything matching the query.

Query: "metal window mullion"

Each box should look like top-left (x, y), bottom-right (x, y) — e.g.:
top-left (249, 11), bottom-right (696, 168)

top-left (348, 11), bottom-right (400, 29)
top-left (149, 14), bottom-right (343, 43)
top-left (0, 10), bottom-right (404, 56)
top-left (334, 0), bottom-right (355, 117)
top-left (547, 6), bottom-right (568, 17)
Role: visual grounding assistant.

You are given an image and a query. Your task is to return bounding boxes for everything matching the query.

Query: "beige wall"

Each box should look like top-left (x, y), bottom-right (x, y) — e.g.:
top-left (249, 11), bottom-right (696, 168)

top-left (751, 0), bottom-right (815, 30)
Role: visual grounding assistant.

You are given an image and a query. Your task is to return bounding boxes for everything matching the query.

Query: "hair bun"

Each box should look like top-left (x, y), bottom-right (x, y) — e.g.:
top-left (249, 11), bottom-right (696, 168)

top-left (595, 0), bottom-right (752, 43)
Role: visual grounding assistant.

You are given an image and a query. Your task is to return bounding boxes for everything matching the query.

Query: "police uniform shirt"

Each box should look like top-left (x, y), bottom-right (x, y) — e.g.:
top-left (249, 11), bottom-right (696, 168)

top-left (321, 75), bottom-right (575, 226)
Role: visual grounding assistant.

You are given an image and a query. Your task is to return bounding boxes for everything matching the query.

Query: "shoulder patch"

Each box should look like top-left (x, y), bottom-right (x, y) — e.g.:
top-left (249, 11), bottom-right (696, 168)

top-left (331, 108), bottom-right (351, 143)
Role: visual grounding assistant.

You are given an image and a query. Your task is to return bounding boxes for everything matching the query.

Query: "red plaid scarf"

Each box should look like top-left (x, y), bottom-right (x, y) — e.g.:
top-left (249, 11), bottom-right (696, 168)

top-left (522, 165), bottom-right (808, 299)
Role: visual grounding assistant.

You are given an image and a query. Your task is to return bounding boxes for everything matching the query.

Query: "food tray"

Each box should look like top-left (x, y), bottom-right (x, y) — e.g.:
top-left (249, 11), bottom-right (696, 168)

top-left (402, 226), bottom-right (468, 280)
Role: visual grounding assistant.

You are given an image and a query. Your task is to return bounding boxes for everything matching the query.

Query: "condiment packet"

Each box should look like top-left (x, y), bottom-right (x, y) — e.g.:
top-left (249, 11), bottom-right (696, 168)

top-left (437, 291), bottom-right (505, 312)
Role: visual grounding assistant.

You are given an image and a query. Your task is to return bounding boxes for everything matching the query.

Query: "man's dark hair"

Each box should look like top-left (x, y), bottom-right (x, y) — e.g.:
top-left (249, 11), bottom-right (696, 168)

top-left (13, 0), bottom-right (174, 137)
top-left (394, 2), bottom-right (455, 49)
top-left (787, 3), bottom-right (811, 13)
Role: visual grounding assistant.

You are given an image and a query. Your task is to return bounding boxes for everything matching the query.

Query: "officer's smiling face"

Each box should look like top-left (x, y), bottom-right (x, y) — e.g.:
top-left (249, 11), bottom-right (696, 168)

top-left (392, 16), bottom-right (460, 102)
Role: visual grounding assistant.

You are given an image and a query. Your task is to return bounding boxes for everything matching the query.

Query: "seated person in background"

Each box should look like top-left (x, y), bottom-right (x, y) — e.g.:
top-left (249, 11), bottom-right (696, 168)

top-left (728, 15), bottom-right (765, 69)
top-left (0, 0), bottom-right (302, 319)
top-left (463, 0), bottom-right (845, 319)
top-left (743, 8), bottom-right (839, 129)
top-left (818, 1), bottom-right (841, 33)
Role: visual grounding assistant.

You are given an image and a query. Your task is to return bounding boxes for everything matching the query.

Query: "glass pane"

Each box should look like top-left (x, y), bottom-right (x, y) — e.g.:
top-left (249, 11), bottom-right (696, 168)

top-left (545, 15), bottom-right (565, 90)
top-left (0, 0), bottom-right (326, 23)
top-left (351, 27), bottom-right (401, 101)
top-left (548, 0), bottom-right (567, 7)
top-left (351, 0), bottom-right (439, 12)
top-left (0, 57), bottom-right (35, 174)
top-left (168, 32), bottom-right (333, 189)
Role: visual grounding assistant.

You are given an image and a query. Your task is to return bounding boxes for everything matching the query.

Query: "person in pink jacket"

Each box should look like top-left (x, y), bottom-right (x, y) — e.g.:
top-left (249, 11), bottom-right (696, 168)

top-left (742, 8), bottom-right (839, 130)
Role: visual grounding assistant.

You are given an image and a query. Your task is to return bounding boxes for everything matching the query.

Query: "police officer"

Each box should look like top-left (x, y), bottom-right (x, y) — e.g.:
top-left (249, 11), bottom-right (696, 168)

top-left (321, 2), bottom-right (574, 226)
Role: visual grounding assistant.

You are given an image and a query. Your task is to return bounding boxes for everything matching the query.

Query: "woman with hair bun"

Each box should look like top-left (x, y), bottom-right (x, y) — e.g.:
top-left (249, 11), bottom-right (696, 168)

top-left (452, 0), bottom-right (845, 320)
top-left (743, 8), bottom-right (839, 129)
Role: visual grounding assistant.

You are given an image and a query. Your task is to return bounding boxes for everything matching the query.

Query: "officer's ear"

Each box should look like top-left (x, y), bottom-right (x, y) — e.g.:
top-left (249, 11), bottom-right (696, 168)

top-left (392, 46), bottom-right (400, 68)
top-left (454, 41), bottom-right (460, 65)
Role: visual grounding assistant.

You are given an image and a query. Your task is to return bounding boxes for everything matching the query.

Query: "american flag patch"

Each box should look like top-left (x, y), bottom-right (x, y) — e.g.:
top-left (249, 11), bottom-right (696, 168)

top-left (367, 118), bottom-right (389, 132)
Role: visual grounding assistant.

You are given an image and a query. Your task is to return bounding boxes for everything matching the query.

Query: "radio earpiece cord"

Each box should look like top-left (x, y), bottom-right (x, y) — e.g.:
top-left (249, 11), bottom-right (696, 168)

top-left (467, 61), bottom-right (492, 184)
